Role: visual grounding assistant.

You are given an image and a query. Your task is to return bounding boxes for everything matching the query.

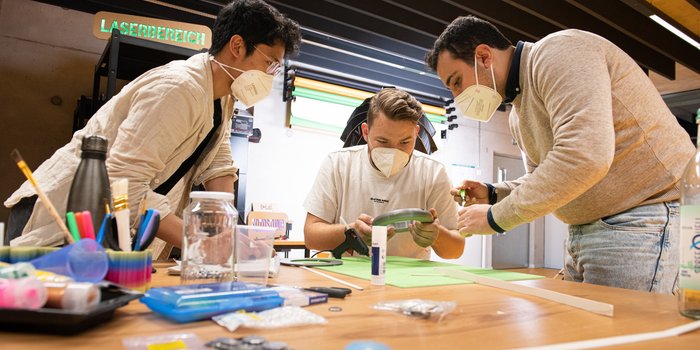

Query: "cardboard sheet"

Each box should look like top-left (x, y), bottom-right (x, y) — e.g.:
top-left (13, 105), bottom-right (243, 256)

top-left (316, 256), bottom-right (544, 288)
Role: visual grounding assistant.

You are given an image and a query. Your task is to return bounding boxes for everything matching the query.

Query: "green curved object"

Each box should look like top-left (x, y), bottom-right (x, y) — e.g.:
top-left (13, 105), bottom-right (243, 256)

top-left (372, 208), bottom-right (434, 232)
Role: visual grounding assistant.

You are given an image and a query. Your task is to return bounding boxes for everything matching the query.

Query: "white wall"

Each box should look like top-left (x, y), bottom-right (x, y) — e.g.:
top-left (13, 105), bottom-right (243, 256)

top-left (431, 110), bottom-right (523, 267)
top-left (0, 0), bottom-right (105, 223)
top-left (544, 215), bottom-right (568, 269)
top-left (244, 77), bottom-right (343, 246)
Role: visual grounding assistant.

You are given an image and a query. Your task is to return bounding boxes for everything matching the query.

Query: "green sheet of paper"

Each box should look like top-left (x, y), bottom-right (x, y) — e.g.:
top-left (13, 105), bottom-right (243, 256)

top-left (316, 256), bottom-right (544, 288)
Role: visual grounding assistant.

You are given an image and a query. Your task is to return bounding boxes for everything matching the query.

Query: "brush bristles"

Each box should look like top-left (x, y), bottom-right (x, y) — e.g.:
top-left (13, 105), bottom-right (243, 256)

top-left (112, 178), bottom-right (129, 211)
top-left (10, 149), bottom-right (23, 163)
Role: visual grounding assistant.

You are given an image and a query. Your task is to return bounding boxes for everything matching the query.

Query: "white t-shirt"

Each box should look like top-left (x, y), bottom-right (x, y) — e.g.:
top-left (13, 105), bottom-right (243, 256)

top-left (303, 145), bottom-right (458, 259)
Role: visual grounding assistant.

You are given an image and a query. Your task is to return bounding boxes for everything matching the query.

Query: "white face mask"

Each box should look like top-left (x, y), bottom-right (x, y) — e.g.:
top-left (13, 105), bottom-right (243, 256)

top-left (370, 147), bottom-right (410, 178)
top-left (454, 55), bottom-right (503, 122)
top-left (211, 57), bottom-right (273, 107)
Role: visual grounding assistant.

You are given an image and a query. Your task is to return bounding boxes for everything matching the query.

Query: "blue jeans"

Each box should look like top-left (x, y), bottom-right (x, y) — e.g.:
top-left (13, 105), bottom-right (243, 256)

top-left (564, 201), bottom-right (678, 294)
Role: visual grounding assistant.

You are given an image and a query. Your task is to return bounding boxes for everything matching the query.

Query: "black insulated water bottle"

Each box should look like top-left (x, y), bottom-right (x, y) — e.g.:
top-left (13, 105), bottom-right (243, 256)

top-left (66, 135), bottom-right (111, 234)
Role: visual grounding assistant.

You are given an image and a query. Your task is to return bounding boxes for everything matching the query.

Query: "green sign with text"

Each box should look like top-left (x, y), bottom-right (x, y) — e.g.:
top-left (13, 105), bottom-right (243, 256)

top-left (93, 11), bottom-right (211, 51)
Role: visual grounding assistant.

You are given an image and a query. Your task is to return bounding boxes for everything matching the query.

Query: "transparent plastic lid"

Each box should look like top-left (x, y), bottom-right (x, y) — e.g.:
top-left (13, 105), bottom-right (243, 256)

top-left (189, 191), bottom-right (235, 201)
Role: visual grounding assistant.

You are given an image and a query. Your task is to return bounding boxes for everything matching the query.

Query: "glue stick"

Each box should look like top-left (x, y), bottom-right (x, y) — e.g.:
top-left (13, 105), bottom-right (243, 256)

top-left (371, 225), bottom-right (387, 286)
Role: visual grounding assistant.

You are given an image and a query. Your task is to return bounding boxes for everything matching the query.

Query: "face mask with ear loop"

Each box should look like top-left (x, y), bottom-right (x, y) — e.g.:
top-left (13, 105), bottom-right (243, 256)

top-left (210, 56), bottom-right (274, 107)
top-left (370, 147), bottom-right (410, 178)
top-left (453, 55), bottom-right (503, 122)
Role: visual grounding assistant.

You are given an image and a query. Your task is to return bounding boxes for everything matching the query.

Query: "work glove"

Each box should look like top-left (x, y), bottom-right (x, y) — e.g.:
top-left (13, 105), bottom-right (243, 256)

top-left (408, 208), bottom-right (439, 248)
top-left (409, 222), bottom-right (439, 248)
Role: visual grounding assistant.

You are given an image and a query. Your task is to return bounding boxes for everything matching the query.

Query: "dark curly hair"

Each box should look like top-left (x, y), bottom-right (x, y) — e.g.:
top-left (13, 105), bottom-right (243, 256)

top-left (367, 88), bottom-right (423, 128)
top-left (210, 0), bottom-right (301, 57)
top-left (425, 15), bottom-right (511, 71)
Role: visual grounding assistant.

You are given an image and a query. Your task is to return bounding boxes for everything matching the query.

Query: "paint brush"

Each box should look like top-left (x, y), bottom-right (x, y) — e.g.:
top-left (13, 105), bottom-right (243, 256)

top-left (10, 149), bottom-right (74, 244)
top-left (111, 178), bottom-right (131, 252)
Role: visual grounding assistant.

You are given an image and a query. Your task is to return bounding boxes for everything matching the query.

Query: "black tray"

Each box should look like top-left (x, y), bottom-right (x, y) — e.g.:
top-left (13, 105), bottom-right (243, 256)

top-left (0, 284), bottom-right (142, 335)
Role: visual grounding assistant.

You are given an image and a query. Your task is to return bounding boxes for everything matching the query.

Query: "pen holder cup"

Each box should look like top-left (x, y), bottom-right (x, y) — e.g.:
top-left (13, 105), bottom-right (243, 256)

top-left (104, 250), bottom-right (152, 292)
top-left (0, 246), bottom-right (10, 263)
top-left (6, 246), bottom-right (59, 263)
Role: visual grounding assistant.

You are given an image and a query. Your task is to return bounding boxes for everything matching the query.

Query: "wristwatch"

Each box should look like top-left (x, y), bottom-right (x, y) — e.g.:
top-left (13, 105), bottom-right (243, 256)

top-left (486, 183), bottom-right (498, 205)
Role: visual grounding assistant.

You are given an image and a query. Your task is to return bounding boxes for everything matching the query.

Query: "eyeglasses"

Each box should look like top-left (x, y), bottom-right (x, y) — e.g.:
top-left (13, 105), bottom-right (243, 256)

top-left (255, 46), bottom-right (282, 76)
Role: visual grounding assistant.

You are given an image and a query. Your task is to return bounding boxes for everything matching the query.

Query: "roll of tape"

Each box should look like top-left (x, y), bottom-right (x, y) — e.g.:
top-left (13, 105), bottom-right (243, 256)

top-left (372, 208), bottom-right (433, 232)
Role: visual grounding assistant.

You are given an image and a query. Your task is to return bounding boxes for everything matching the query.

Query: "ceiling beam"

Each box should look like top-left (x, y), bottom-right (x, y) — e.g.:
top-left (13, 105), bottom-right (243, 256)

top-left (390, 0), bottom-right (539, 43)
top-left (294, 50), bottom-right (449, 98)
top-left (269, 0), bottom-right (434, 48)
top-left (159, 0), bottom-right (223, 15)
top-left (299, 43), bottom-right (445, 90)
top-left (441, 0), bottom-right (562, 40)
top-left (267, 0), bottom-right (429, 61)
top-left (34, 0), bottom-right (215, 26)
top-left (301, 29), bottom-right (431, 72)
top-left (504, 0), bottom-right (676, 79)
top-left (327, 0), bottom-right (444, 39)
top-left (684, 0), bottom-right (700, 13)
top-left (567, 0), bottom-right (700, 76)
top-left (396, 0), bottom-right (673, 78)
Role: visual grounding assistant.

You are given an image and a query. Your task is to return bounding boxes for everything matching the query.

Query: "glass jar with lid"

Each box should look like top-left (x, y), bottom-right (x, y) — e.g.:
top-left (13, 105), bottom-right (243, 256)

top-left (181, 191), bottom-right (237, 284)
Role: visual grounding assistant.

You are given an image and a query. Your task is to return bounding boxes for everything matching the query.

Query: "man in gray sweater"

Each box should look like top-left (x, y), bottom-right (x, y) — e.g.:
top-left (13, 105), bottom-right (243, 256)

top-left (426, 15), bottom-right (694, 293)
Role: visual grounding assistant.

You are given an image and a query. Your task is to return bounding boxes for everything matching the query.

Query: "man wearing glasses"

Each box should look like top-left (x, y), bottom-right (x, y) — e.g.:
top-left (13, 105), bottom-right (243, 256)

top-left (5, 0), bottom-right (301, 256)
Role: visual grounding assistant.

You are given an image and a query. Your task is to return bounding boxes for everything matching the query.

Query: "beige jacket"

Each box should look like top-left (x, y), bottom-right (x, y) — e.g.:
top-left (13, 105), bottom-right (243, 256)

top-left (491, 29), bottom-right (694, 230)
top-left (5, 53), bottom-right (238, 248)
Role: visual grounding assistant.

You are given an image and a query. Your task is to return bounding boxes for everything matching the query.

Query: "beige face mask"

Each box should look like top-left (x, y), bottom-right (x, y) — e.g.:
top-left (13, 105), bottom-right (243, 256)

top-left (210, 57), bottom-right (273, 107)
top-left (371, 147), bottom-right (410, 178)
top-left (454, 55), bottom-right (503, 122)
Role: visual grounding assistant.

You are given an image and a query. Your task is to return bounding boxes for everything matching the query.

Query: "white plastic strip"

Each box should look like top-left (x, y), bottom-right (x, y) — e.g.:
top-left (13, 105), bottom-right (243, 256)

top-left (517, 320), bottom-right (700, 350)
top-left (434, 267), bottom-right (614, 317)
top-left (300, 266), bottom-right (364, 291)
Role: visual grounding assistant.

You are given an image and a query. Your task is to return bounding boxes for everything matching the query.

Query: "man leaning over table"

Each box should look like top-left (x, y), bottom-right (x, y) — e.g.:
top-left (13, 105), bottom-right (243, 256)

top-left (303, 88), bottom-right (465, 260)
top-left (4, 0), bottom-right (302, 260)
top-left (425, 15), bottom-right (694, 293)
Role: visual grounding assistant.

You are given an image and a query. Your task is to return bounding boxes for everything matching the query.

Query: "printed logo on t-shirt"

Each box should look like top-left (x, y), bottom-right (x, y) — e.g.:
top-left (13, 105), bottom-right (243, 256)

top-left (370, 197), bottom-right (389, 204)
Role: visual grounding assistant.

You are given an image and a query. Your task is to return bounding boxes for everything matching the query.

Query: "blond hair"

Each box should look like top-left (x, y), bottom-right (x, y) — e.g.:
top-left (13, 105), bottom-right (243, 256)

top-left (367, 88), bottom-right (423, 127)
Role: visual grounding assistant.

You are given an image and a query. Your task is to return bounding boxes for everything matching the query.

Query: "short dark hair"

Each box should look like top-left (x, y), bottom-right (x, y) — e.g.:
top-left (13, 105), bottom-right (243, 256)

top-left (367, 89), bottom-right (423, 128)
top-left (425, 15), bottom-right (512, 71)
top-left (210, 0), bottom-right (301, 57)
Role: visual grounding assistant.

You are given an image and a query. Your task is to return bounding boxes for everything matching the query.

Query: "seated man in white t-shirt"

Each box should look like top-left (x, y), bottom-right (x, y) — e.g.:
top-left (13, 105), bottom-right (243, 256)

top-left (303, 88), bottom-right (464, 259)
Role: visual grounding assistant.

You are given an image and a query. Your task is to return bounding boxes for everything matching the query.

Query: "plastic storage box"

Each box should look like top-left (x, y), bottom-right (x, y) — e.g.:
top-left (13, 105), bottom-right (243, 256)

top-left (140, 282), bottom-right (284, 323)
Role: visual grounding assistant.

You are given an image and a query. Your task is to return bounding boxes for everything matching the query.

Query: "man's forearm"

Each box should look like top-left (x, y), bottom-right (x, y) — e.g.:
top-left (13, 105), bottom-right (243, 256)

top-left (431, 225), bottom-right (465, 259)
top-left (156, 213), bottom-right (184, 248)
top-left (304, 220), bottom-right (347, 251)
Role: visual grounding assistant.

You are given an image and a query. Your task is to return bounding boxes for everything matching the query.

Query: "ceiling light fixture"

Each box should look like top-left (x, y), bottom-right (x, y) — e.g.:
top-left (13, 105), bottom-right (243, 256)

top-left (649, 15), bottom-right (700, 50)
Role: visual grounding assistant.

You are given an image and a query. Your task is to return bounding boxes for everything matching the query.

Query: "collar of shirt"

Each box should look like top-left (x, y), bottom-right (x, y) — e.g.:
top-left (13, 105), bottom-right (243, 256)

top-left (504, 41), bottom-right (525, 104)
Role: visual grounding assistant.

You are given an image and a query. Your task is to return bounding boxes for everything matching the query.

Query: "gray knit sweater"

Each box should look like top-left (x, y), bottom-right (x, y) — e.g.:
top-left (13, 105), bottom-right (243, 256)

top-left (491, 29), bottom-right (694, 230)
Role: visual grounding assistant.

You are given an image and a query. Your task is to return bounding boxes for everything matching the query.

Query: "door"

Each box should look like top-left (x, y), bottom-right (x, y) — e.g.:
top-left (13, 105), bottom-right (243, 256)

top-left (492, 154), bottom-right (529, 268)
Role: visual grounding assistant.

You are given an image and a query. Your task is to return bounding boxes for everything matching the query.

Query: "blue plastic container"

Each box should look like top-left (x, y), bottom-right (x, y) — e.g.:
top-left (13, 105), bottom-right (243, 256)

top-left (140, 282), bottom-right (283, 323)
